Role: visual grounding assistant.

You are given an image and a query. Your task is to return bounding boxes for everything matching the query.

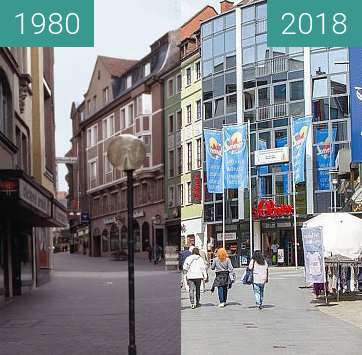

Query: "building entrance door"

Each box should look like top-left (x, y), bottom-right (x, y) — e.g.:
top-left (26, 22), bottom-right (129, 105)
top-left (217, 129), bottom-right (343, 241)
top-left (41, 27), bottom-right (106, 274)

top-left (93, 236), bottom-right (101, 257)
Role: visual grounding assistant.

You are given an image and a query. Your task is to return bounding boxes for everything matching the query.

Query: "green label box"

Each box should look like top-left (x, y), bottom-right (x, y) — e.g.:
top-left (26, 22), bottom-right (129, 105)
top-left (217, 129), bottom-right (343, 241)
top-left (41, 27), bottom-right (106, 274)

top-left (268, 0), bottom-right (362, 47)
top-left (0, 0), bottom-right (94, 47)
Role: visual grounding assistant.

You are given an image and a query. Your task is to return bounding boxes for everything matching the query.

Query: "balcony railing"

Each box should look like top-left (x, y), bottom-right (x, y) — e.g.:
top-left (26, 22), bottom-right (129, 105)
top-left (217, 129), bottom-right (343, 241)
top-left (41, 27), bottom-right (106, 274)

top-left (257, 103), bottom-right (288, 121)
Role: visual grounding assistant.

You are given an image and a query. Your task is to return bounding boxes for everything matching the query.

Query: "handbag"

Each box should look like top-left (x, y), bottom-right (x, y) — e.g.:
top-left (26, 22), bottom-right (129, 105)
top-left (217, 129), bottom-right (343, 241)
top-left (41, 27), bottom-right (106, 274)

top-left (242, 260), bottom-right (254, 285)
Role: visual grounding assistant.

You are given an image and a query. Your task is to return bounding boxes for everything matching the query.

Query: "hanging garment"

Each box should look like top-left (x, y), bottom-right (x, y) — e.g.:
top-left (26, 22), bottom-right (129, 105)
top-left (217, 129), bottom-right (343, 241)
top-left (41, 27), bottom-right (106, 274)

top-left (350, 266), bottom-right (355, 292)
top-left (358, 268), bottom-right (362, 291)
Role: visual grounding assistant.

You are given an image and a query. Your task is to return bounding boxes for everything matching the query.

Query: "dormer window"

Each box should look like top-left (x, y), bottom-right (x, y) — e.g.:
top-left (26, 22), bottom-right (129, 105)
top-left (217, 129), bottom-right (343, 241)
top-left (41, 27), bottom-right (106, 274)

top-left (126, 75), bottom-right (132, 89)
top-left (144, 62), bottom-right (151, 77)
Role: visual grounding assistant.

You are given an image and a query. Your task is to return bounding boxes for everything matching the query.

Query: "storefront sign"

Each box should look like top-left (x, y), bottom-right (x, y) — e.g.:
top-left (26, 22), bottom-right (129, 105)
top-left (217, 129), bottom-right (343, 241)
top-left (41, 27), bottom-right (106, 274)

top-left (19, 179), bottom-right (51, 216)
top-left (216, 232), bottom-right (237, 242)
top-left (80, 212), bottom-right (90, 224)
top-left (253, 199), bottom-right (293, 219)
top-left (349, 48), bottom-right (362, 163)
top-left (52, 204), bottom-right (68, 227)
top-left (255, 147), bottom-right (289, 166)
top-left (277, 249), bottom-right (285, 264)
top-left (302, 226), bottom-right (326, 284)
top-left (0, 179), bottom-right (18, 197)
top-left (133, 209), bottom-right (145, 218)
top-left (104, 216), bottom-right (116, 225)
top-left (191, 170), bottom-right (202, 204)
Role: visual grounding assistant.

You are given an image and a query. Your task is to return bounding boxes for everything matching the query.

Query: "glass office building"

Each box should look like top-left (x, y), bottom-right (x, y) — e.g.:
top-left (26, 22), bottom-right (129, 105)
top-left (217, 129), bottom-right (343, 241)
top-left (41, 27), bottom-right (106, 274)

top-left (201, 1), bottom-right (353, 266)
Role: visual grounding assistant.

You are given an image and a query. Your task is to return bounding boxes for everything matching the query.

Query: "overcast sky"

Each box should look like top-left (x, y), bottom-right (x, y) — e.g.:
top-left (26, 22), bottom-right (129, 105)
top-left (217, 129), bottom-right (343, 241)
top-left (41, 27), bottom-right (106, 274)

top-left (54, 0), bottom-right (222, 191)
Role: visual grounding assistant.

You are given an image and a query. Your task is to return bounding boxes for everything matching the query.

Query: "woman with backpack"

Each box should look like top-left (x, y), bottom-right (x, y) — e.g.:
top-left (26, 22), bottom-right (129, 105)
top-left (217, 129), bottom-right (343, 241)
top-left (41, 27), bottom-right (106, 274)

top-left (210, 248), bottom-right (234, 307)
top-left (248, 250), bottom-right (269, 309)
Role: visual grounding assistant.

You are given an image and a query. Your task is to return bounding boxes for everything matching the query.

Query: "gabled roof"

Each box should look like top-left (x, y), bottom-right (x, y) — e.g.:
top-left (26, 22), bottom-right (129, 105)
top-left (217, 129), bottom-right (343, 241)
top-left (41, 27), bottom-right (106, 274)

top-left (98, 56), bottom-right (138, 77)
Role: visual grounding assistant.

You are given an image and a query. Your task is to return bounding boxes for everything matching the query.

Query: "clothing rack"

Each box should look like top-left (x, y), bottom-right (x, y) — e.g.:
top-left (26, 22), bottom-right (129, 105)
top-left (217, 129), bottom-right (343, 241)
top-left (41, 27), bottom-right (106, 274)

top-left (324, 257), bottom-right (362, 302)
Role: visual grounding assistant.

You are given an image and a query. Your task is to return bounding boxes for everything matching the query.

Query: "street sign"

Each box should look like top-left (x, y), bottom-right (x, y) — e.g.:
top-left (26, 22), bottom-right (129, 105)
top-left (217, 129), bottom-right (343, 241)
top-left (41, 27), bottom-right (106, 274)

top-left (255, 147), bottom-right (289, 166)
top-left (80, 212), bottom-right (90, 224)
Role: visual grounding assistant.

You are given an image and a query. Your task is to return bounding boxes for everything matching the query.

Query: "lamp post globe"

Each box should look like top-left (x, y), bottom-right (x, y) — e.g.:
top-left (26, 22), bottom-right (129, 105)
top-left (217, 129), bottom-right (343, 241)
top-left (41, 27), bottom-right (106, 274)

top-left (107, 134), bottom-right (145, 355)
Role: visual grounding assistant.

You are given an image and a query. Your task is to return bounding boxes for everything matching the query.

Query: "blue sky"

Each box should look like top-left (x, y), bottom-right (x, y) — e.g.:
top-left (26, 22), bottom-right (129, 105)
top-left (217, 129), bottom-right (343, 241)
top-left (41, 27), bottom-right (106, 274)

top-left (55, 0), bottom-right (221, 191)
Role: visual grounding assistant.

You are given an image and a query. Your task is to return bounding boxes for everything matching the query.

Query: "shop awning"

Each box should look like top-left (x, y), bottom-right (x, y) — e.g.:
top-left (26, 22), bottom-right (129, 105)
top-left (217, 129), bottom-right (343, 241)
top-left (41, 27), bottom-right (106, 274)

top-left (0, 170), bottom-right (67, 228)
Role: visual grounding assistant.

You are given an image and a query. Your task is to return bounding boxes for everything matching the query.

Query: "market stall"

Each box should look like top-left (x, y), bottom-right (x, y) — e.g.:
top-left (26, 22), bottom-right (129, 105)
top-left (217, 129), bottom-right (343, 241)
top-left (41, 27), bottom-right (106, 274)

top-left (302, 213), bottom-right (362, 302)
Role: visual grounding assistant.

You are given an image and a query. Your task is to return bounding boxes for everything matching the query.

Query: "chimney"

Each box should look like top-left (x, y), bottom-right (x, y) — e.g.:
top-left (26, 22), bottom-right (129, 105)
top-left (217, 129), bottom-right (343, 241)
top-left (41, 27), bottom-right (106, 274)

top-left (220, 0), bottom-right (234, 13)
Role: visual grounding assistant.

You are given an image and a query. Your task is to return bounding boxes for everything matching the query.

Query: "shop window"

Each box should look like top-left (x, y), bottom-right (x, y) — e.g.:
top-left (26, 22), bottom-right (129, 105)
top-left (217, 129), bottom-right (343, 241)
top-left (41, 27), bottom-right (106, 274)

top-left (213, 17), bottom-right (224, 33)
top-left (290, 81), bottom-right (304, 101)
top-left (313, 78), bottom-right (328, 98)
top-left (244, 89), bottom-right (256, 110)
top-left (214, 56), bottom-right (224, 73)
top-left (330, 96), bottom-right (348, 120)
top-left (214, 98), bottom-right (224, 117)
top-left (329, 49), bottom-right (348, 74)
top-left (202, 38), bottom-right (213, 60)
top-left (313, 98), bottom-right (329, 121)
top-left (225, 71), bottom-right (236, 94)
top-left (225, 30), bottom-right (236, 53)
top-left (311, 51), bottom-right (328, 76)
top-left (242, 6), bottom-right (255, 23)
top-left (330, 74), bottom-right (347, 95)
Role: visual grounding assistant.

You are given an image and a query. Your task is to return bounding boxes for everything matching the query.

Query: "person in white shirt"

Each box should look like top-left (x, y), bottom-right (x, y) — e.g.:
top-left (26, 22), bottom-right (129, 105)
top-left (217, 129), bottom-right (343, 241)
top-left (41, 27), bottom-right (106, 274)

top-left (248, 250), bottom-right (269, 310)
top-left (183, 247), bottom-right (207, 309)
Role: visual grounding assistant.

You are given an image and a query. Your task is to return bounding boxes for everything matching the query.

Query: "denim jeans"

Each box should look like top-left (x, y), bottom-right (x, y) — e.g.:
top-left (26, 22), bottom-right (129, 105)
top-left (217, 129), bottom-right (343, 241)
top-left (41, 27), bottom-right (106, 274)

top-left (217, 286), bottom-right (228, 303)
top-left (187, 279), bottom-right (202, 305)
top-left (253, 283), bottom-right (265, 306)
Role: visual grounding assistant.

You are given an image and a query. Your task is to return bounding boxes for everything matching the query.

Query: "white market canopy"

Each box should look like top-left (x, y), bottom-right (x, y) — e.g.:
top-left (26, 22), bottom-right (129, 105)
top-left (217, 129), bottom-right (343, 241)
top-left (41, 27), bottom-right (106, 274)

top-left (303, 213), bottom-right (362, 260)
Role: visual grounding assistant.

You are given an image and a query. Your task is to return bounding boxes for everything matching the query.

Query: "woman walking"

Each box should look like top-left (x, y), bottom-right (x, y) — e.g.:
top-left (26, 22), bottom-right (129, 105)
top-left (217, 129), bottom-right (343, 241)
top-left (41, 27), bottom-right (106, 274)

top-left (183, 247), bottom-right (208, 309)
top-left (211, 248), bottom-right (234, 307)
top-left (249, 250), bottom-right (269, 309)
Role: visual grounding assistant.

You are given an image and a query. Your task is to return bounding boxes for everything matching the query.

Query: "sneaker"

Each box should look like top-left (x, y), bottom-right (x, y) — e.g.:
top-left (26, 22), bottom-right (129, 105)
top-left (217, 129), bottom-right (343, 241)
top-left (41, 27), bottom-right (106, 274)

top-left (191, 304), bottom-right (196, 309)
top-left (218, 303), bottom-right (225, 308)
top-left (196, 303), bottom-right (201, 308)
top-left (258, 305), bottom-right (263, 310)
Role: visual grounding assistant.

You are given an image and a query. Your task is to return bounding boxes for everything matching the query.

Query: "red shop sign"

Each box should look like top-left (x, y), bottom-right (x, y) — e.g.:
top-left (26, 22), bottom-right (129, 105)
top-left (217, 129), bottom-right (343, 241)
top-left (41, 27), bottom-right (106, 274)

top-left (252, 199), bottom-right (293, 219)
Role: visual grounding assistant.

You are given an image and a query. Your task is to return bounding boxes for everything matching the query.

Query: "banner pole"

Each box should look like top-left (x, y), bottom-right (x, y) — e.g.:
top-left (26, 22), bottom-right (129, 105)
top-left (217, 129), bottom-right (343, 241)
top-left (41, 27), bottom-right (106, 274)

top-left (291, 117), bottom-right (299, 269)
top-left (222, 128), bottom-right (225, 249)
top-left (248, 121), bottom-right (253, 257)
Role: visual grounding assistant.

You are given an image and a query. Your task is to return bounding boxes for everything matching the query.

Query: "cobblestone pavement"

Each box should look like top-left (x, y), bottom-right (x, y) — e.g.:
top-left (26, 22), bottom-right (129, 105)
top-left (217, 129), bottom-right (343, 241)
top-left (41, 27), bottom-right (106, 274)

top-left (181, 268), bottom-right (362, 355)
top-left (0, 253), bottom-right (180, 355)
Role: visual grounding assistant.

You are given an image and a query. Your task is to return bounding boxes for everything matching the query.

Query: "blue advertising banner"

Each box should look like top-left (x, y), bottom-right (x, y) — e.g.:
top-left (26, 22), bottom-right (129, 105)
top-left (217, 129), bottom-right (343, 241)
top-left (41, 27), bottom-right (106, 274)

top-left (223, 124), bottom-right (248, 189)
top-left (292, 117), bottom-right (312, 184)
top-left (316, 128), bottom-right (337, 191)
top-left (204, 129), bottom-right (223, 193)
top-left (349, 48), bottom-right (362, 163)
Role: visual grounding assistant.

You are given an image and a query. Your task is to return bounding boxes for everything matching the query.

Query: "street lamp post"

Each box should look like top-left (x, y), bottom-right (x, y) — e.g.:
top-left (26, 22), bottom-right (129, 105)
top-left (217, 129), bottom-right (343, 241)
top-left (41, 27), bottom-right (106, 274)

top-left (107, 134), bottom-right (146, 355)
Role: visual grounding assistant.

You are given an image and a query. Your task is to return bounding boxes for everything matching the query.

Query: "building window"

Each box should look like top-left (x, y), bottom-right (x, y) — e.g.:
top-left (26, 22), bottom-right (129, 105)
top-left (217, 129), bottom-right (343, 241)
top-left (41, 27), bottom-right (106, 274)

top-left (196, 138), bottom-right (202, 168)
top-left (187, 142), bottom-right (192, 171)
top-left (186, 104), bottom-right (192, 124)
top-left (0, 76), bottom-right (10, 136)
top-left (168, 186), bottom-right (175, 208)
top-left (178, 184), bottom-right (184, 206)
top-left (103, 87), bottom-right (109, 104)
top-left (177, 146), bottom-right (183, 174)
top-left (187, 182), bottom-right (192, 204)
top-left (103, 115), bottom-right (114, 139)
top-left (169, 150), bottom-right (175, 177)
top-left (87, 100), bottom-right (91, 113)
top-left (196, 62), bottom-right (201, 80)
top-left (168, 78), bottom-right (174, 97)
top-left (128, 104), bottom-right (134, 126)
top-left (104, 155), bottom-right (112, 174)
top-left (93, 95), bottom-right (97, 112)
top-left (144, 62), bottom-right (151, 77)
top-left (196, 100), bottom-right (202, 120)
top-left (87, 125), bottom-right (98, 147)
top-left (120, 108), bottom-right (126, 129)
top-left (176, 110), bottom-right (182, 130)
top-left (169, 114), bottom-right (174, 134)
top-left (186, 67), bottom-right (192, 86)
top-left (176, 74), bottom-right (182, 92)
top-left (89, 160), bottom-right (97, 186)
top-left (126, 75), bottom-right (132, 89)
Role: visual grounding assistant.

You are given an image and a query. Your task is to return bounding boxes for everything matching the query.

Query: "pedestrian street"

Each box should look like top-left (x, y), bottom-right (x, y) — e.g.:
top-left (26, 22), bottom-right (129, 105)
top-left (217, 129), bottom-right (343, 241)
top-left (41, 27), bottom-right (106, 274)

top-left (181, 268), bottom-right (362, 355)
